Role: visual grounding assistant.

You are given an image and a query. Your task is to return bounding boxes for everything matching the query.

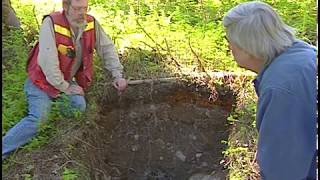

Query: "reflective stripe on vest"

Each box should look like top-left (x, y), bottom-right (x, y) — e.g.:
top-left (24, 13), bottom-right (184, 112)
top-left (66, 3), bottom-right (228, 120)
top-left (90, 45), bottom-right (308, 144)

top-left (54, 24), bottom-right (71, 37)
top-left (54, 21), bottom-right (95, 38)
top-left (85, 21), bottom-right (94, 31)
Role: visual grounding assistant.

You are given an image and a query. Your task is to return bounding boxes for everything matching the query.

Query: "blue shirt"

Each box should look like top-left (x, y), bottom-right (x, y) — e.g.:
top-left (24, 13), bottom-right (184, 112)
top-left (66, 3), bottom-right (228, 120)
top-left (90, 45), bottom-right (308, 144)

top-left (253, 40), bottom-right (317, 180)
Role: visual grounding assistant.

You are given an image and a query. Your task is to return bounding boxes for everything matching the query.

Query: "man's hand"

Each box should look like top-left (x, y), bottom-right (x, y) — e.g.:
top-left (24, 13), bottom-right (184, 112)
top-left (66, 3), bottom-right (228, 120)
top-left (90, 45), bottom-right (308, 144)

top-left (64, 84), bottom-right (84, 96)
top-left (113, 78), bottom-right (128, 92)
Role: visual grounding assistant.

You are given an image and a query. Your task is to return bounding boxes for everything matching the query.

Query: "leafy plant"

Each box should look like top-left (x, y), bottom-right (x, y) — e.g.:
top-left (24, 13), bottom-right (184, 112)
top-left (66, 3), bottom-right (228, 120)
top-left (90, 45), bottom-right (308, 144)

top-left (2, 28), bottom-right (28, 135)
top-left (62, 167), bottom-right (79, 180)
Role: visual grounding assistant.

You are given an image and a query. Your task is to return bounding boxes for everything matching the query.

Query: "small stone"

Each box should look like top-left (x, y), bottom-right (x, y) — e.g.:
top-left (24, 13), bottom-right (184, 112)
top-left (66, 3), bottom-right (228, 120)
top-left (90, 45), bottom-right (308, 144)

top-left (189, 173), bottom-right (221, 180)
top-left (131, 145), bottom-right (138, 152)
top-left (129, 112), bottom-right (138, 119)
top-left (205, 110), bottom-right (211, 118)
top-left (25, 165), bottom-right (34, 172)
top-left (175, 150), bottom-right (186, 162)
top-left (189, 173), bottom-right (205, 180)
top-left (196, 153), bottom-right (202, 159)
top-left (201, 162), bottom-right (208, 167)
top-left (159, 156), bottom-right (164, 160)
top-left (189, 134), bottom-right (197, 140)
top-left (149, 104), bottom-right (156, 110)
top-left (134, 134), bottom-right (139, 140)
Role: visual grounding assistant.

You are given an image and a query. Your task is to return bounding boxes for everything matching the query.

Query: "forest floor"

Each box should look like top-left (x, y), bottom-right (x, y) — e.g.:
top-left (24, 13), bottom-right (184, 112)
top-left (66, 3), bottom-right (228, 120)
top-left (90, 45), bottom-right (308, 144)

top-left (2, 79), bottom-right (235, 180)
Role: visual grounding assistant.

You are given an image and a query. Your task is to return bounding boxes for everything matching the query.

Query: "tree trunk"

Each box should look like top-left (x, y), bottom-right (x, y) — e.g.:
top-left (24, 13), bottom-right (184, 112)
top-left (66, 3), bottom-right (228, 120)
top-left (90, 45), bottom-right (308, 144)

top-left (2, 0), bottom-right (21, 28)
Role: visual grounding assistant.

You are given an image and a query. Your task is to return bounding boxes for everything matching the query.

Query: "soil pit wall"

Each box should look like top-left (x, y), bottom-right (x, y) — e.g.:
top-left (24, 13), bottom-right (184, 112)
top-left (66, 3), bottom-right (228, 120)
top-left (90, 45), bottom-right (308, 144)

top-left (76, 80), bottom-right (235, 180)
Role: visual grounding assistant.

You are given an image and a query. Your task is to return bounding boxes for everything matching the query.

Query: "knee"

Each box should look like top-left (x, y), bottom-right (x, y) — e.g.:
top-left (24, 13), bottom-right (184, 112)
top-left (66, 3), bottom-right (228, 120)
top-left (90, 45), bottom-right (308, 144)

top-left (70, 95), bottom-right (86, 112)
top-left (75, 101), bottom-right (86, 112)
top-left (27, 113), bottom-right (46, 123)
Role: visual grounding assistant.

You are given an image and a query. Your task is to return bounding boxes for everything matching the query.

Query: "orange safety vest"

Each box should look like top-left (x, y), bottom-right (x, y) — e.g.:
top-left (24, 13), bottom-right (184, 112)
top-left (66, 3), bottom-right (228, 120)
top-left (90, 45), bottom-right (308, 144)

top-left (27, 11), bottom-right (95, 98)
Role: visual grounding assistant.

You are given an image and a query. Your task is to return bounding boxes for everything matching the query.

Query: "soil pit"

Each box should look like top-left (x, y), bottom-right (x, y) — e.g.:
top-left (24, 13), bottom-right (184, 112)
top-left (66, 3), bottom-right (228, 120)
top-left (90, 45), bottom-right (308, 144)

top-left (75, 81), bottom-right (235, 179)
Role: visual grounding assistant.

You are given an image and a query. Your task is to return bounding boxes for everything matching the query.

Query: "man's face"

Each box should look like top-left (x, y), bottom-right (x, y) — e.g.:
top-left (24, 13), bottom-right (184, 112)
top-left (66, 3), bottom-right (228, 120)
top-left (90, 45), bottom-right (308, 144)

top-left (65, 0), bottom-right (88, 27)
top-left (228, 41), bottom-right (254, 70)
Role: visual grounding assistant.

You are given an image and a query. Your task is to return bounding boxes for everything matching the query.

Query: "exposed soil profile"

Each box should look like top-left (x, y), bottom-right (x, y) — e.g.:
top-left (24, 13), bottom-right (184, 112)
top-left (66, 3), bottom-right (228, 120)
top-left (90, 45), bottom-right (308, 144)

top-left (2, 80), bottom-right (235, 180)
top-left (76, 81), bottom-right (234, 179)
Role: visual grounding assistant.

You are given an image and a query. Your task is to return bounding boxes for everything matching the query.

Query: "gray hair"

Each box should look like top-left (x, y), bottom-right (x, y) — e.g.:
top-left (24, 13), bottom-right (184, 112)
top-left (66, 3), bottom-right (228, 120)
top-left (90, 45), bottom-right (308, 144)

top-left (62, 0), bottom-right (72, 11)
top-left (223, 1), bottom-right (295, 63)
top-left (63, 0), bottom-right (72, 6)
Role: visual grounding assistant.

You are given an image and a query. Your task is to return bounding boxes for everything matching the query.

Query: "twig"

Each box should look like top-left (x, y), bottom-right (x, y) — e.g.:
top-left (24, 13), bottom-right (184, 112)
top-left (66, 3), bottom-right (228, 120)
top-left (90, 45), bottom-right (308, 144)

top-left (139, 41), bottom-right (157, 52)
top-left (126, 72), bottom-right (253, 85)
top-left (128, 77), bottom-right (178, 85)
top-left (61, 151), bottom-right (73, 162)
top-left (136, 19), bottom-right (169, 63)
top-left (188, 37), bottom-right (210, 79)
top-left (73, 136), bottom-right (105, 150)
top-left (44, 120), bottom-right (83, 147)
top-left (136, 19), bottom-right (166, 51)
top-left (107, 162), bottom-right (123, 168)
top-left (32, 5), bottom-right (40, 30)
top-left (125, 46), bottom-right (149, 58)
top-left (52, 160), bottom-right (79, 175)
top-left (6, 157), bottom-right (32, 165)
top-left (164, 38), bottom-right (182, 69)
top-left (60, 151), bottom-right (109, 178)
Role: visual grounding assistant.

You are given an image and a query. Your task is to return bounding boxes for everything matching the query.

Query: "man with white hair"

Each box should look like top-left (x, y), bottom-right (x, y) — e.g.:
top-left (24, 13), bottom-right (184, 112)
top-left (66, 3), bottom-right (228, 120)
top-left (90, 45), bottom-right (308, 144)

top-left (2, 0), bottom-right (127, 159)
top-left (223, 1), bottom-right (316, 179)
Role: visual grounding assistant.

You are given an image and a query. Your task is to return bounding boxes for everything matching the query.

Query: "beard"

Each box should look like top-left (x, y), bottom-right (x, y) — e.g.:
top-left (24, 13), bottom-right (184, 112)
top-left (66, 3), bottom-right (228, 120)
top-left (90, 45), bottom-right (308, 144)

top-left (65, 11), bottom-right (87, 29)
top-left (69, 18), bottom-right (87, 29)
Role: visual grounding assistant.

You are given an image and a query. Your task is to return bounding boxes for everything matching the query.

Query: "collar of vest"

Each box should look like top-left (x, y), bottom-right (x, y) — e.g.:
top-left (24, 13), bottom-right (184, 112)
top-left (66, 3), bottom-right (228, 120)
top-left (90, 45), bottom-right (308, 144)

top-left (50, 11), bottom-right (95, 38)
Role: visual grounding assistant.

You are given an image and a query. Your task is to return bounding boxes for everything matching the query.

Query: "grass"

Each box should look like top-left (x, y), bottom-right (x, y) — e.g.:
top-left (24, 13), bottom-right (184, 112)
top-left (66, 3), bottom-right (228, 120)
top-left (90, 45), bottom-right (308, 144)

top-left (2, 27), bottom-right (28, 135)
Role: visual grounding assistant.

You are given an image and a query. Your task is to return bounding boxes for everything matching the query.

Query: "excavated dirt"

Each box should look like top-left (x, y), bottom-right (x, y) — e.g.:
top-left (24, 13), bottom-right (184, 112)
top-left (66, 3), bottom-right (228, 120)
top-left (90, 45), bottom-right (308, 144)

top-left (2, 80), bottom-right (235, 180)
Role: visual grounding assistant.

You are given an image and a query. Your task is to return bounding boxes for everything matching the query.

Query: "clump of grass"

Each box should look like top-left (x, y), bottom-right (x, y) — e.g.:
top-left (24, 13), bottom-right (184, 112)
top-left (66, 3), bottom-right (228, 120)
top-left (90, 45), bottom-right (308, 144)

top-left (222, 76), bottom-right (260, 179)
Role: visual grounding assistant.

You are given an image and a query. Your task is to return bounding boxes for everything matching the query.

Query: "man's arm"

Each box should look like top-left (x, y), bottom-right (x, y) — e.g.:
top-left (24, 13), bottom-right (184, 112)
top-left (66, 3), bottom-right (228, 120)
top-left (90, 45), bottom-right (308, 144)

top-left (94, 20), bottom-right (123, 80)
top-left (38, 17), bottom-right (70, 92)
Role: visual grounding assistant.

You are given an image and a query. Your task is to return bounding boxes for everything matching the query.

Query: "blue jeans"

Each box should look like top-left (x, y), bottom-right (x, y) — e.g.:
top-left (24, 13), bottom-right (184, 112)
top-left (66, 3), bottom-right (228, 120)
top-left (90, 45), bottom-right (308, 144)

top-left (2, 79), bottom-right (86, 159)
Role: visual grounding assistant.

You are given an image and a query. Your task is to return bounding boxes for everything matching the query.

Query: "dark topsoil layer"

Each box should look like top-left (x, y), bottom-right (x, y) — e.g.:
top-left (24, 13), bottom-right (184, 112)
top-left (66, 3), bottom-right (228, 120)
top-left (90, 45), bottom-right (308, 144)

top-left (2, 80), bottom-right (235, 180)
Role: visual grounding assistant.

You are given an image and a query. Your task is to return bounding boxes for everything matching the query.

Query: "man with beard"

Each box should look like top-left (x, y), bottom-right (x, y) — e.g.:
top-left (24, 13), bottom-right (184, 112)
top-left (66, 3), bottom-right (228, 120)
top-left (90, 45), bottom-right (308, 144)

top-left (2, 0), bottom-right (127, 159)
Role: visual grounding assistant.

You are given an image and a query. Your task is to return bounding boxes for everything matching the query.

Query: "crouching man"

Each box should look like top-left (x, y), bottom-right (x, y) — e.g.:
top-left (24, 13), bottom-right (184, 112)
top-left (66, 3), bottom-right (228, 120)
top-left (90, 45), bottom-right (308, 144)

top-left (2, 0), bottom-right (127, 159)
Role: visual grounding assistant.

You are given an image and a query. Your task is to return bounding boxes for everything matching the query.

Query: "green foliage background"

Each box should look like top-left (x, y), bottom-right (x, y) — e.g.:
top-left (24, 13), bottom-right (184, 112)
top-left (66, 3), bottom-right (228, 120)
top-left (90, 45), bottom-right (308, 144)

top-left (2, 0), bottom-right (317, 179)
top-left (8, 0), bottom-right (317, 72)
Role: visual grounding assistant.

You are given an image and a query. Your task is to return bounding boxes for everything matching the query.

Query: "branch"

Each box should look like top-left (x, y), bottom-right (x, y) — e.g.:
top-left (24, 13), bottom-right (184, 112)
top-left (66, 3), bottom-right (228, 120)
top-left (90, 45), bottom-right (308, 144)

top-left (32, 5), bottom-right (40, 30)
top-left (128, 77), bottom-right (178, 85)
top-left (164, 38), bottom-right (182, 69)
top-left (136, 19), bottom-right (166, 52)
top-left (188, 37), bottom-right (210, 78)
top-left (139, 41), bottom-right (157, 52)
